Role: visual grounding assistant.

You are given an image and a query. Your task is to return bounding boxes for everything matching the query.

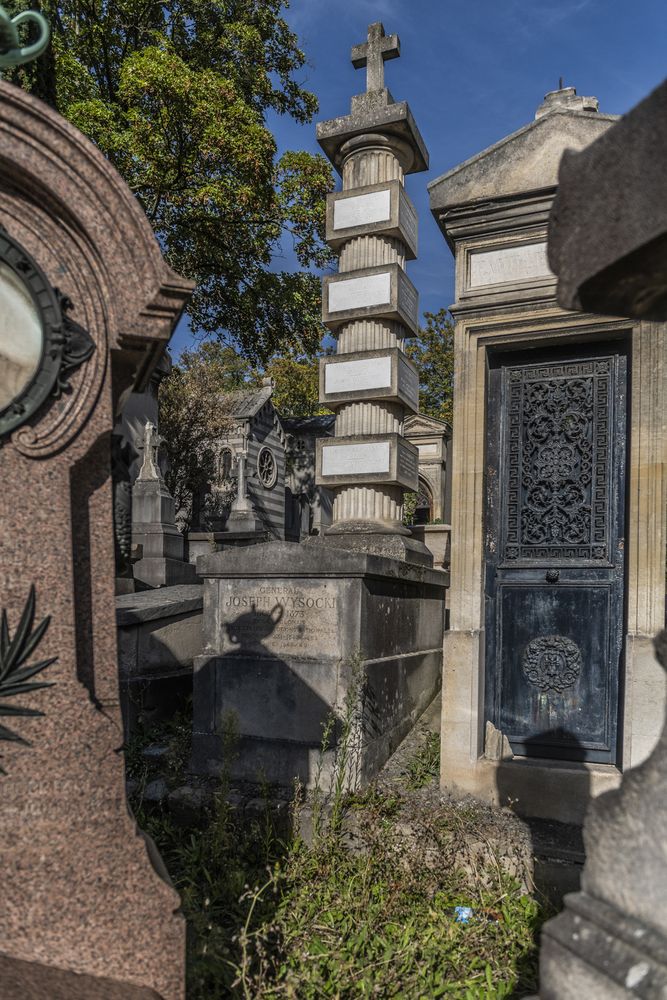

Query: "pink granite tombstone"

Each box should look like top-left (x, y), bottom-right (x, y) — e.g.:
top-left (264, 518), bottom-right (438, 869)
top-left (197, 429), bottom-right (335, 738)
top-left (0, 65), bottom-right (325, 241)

top-left (0, 81), bottom-right (193, 998)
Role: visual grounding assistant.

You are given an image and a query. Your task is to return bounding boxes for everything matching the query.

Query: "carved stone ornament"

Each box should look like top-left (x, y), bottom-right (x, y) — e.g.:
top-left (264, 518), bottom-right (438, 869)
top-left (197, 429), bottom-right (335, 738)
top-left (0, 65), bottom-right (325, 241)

top-left (0, 226), bottom-right (95, 443)
top-left (522, 634), bottom-right (582, 693)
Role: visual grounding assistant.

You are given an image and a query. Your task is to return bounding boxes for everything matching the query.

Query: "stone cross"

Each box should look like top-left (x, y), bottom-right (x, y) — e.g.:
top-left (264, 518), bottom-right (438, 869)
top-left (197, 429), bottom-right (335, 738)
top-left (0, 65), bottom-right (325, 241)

top-left (351, 22), bottom-right (399, 93)
top-left (231, 450), bottom-right (252, 513)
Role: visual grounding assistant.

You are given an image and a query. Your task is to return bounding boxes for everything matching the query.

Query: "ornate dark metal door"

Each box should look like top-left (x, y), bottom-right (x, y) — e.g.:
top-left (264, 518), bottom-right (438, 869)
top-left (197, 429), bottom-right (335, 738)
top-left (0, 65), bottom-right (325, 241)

top-left (485, 344), bottom-right (627, 763)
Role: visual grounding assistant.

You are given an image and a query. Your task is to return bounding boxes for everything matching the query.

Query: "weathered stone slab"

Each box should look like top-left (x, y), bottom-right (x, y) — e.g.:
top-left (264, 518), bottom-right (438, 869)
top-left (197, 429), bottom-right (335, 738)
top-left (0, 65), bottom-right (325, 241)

top-left (322, 263), bottom-right (419, 333)
top-left (548, 77), bottom-right (667, 319)
top-left (320, 347), bottom-right (419, 411)
top-left (468, 241), bottom-right (552, 288)
top-left (316, 433), bottom-right (418, 489)
top-left (326, 179), bottom-right (418, 257)
top-left (192, 542), bottom-right (447, 787)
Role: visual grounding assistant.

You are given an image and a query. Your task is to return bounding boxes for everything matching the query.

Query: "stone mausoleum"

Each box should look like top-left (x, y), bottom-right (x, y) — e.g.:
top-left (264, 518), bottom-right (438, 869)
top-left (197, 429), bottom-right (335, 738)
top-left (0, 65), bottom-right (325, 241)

top-left (429, 86), bottom-right (666, 823)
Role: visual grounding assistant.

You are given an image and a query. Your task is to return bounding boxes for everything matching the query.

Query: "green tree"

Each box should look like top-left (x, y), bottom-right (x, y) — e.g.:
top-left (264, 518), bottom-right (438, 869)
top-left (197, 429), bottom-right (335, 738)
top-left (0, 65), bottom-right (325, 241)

top-left (7, 0), bottom-right (335, 362)
top-left (406, 308), bottom-right (455, 426)
top-left (253, 350), bottom-right (332, 417)
top-left (159, 341), bottom-right (251, 522)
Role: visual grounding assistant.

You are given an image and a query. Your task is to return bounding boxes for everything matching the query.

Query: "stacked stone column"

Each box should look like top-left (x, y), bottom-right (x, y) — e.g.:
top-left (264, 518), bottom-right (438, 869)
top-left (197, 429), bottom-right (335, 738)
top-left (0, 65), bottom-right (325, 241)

top-left (315, 26), bottom-right (429, 563)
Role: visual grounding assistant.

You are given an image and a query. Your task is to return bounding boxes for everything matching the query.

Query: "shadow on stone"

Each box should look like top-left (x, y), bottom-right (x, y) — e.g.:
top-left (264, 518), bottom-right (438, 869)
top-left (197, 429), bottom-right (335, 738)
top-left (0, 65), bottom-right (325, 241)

top-left (497, 730), bottom-right (588, 909)
top-left (192, 601), bottom-right (341, 790)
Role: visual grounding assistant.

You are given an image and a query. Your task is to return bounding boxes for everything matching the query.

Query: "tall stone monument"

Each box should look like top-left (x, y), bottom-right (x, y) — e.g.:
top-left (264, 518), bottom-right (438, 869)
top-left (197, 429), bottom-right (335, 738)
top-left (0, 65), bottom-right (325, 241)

top-left (0, 77), bottom-right (192, 997)
top-left (428, 87), bottom-right (666, 824)
top-left (193, 23), bottom-right (448, 789)
top-left (315, 21), bottom-right (428, 564)
top-left (132, 419), bottom-right (198, 588)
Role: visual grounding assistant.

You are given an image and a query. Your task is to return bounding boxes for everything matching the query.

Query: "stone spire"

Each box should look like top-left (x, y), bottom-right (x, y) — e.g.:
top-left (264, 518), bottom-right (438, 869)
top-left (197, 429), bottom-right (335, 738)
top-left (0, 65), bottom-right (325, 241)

top-left (314, 22), bottom-right (431, 564)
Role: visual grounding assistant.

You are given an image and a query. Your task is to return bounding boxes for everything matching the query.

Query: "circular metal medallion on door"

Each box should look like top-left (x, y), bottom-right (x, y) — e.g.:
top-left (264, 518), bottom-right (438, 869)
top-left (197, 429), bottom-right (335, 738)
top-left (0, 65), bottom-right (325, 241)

top-left (0, 226), bottom-right (94, 440)
top-left (521, 635), bottom-right (582, 693)
top-left (257, 445), bottom-right (277, 488)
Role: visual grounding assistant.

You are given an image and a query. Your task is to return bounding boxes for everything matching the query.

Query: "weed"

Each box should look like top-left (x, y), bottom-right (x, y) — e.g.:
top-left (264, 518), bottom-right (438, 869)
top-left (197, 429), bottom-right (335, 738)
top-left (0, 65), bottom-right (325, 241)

top-left (125, 664), bottom-right (544, 998)
top-left (405, 729), bottom-right (441, 789)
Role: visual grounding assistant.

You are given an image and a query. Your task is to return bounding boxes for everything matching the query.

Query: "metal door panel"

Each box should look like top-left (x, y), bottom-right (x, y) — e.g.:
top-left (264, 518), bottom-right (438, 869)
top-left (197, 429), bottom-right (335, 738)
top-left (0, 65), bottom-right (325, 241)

top-left (485, 345), bottom-right (627, 763)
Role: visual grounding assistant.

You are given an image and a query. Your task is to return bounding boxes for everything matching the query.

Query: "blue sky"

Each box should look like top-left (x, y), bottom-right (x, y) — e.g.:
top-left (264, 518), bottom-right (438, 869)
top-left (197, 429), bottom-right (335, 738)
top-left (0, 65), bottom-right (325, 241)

top-left (170, 0), bottom-right (667, 358)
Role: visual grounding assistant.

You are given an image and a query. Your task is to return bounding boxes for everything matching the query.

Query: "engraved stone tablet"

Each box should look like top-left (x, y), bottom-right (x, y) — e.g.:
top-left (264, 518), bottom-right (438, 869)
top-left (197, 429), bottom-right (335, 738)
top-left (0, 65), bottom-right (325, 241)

top-left (0, 260), bottom-right (42, 411)
top-left (326, 180), bottom-right (418, 258)
top-left (324, 355), bottom-right (392, 394)
top-left (321, 440), bottom-right (390, 476)
top-left (333, 189), bottom-right (391, 230)
top-left (328, 271), bottom-right (391, 312)
top-left (317, 434), bottom-right (419, 489)
top-left (468, 242), bottom-right (553, 288)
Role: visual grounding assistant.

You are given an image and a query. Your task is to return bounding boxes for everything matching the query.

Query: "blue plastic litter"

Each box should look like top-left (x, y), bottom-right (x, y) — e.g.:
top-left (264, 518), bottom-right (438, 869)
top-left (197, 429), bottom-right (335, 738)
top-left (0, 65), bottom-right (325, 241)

top-left (454, 906), bottom-right (474, 923)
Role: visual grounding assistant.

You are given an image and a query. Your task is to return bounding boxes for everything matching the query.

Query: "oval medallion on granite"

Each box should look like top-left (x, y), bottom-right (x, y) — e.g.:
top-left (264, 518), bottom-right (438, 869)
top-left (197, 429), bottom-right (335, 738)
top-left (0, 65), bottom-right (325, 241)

top-left (521, 635), bottom-right (582, 693)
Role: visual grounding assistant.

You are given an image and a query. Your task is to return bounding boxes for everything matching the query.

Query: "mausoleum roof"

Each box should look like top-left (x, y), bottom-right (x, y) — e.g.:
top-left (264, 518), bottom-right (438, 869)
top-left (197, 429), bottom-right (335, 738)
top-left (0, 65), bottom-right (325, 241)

top-left (428, 90), bottom-right (618, 215)
top-left (282, 415), bottom-right (336, 434)
top-left (224, 385), bottom-right (273, 419)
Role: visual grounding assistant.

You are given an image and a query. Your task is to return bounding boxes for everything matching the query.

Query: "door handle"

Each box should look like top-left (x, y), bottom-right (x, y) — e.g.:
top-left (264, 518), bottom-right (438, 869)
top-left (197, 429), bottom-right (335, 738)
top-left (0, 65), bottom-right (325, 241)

top-left (546, 569), bottom-right (560, 583)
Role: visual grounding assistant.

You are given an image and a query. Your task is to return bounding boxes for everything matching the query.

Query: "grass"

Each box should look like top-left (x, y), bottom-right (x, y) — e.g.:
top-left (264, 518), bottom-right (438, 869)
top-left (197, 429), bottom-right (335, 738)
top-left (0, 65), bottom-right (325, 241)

top-left (125, 694), bottom-right (544, 998)
top-left (404, 729), bottom-right (442, 789)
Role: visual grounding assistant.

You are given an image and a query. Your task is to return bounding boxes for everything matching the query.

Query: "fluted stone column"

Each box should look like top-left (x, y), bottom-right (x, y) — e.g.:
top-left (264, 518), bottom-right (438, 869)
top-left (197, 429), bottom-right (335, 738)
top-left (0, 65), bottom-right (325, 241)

top-left (315, 22), bottom-right (431, 565)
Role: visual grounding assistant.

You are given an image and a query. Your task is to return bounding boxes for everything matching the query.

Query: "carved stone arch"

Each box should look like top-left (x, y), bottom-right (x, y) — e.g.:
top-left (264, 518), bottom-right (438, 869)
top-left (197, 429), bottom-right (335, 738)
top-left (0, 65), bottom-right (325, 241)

top-left (0, 81), bottom-right (193, 458)
top-left (414, 475), bottom-right (434, 525)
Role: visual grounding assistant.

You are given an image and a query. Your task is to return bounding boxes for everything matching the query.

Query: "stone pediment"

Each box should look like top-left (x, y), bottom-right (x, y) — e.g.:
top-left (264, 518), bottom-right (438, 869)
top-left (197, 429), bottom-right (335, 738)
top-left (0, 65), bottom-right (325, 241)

top-left (404, 413), bottom-right (451, 437)
top-left (429, 107), bottom-right (618, 214)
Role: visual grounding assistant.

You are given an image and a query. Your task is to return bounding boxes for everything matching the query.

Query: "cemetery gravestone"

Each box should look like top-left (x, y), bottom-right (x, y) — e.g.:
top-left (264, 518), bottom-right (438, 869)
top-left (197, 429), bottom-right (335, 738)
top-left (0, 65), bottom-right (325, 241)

top-left (0, 80), bottom-right (192, 997)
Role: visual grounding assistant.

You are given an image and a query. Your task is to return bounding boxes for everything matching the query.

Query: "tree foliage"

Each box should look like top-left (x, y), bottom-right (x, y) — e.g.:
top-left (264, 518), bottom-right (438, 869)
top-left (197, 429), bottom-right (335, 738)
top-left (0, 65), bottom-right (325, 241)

top-left (158, 342), bottom-right (245, 522)
top-left (158, 339), bottom-right (329, 524)
top-left (406, 308), bottom-right (455, 426)
top-left (7, 0), bottom-right (335, 362)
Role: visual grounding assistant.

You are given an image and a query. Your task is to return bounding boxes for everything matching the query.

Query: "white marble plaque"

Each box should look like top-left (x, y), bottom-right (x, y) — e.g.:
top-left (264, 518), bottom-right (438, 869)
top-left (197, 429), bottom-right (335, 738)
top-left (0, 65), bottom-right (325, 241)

top-left (324, 355), bottom-right (392, 394)
top-left (0, 261), bottom-right (43, 411)
top-left (321, 441), bottom-right (390, 476)
top-left (469, 242), bottom-right (553, 288)
top-left (328, 271), bottom-right (391, 313)
top-left (417, 443), bottom-right (438, 458)
top-left (333, 189), bottom-right (391, 230)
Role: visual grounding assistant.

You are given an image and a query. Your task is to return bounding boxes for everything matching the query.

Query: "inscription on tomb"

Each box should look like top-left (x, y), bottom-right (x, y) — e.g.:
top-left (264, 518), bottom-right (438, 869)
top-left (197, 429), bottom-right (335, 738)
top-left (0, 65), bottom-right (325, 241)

top-left (397, 443), bottom-right (418, 486)
top-left (219, 582), bottom-right (340, 658)
top-left (469, 242), bottom-right (553, 289)
top-left (321, 440), bottom-right (391, 477)
top-left (324, 355), bottom-right (392, 394)
top-left (397, 355), bottom-right (419, 408)
top-left (333, 189), bottom-right (391, 230)
top-left (328, 271), bottom-right (391, 312)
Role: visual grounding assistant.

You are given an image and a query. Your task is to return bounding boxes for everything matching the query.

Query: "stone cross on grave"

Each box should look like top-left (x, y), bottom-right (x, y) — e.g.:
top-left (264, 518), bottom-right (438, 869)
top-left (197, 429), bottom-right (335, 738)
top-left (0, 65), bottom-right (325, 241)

top-left (351, 21), bottom-right (399, 93)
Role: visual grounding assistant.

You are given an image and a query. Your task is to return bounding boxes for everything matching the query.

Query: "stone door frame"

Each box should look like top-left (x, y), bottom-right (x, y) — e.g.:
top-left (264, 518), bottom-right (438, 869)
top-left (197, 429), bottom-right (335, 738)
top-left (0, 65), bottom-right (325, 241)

top-left (441, 305), bottom-right (666, 823)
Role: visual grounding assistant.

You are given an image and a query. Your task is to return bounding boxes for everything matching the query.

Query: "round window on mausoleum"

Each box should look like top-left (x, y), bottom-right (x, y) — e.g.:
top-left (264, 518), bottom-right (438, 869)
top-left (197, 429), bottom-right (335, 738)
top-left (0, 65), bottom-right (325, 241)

top-left (257, 446), bottom-right (278, 489)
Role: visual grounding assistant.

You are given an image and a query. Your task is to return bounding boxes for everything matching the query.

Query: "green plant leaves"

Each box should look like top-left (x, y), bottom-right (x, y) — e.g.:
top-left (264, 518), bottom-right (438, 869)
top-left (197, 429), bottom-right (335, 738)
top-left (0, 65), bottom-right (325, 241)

top-left (0, 585), bottom-right (56, 770)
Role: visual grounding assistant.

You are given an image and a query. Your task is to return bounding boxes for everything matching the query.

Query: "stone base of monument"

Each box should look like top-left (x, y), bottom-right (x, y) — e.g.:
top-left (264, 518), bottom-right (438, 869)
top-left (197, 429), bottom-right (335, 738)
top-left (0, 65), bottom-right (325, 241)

top-left (538, 891), bottom-right (667, 998)
top-left (187, 527), bottom-right (267, 564)
top-left (320, 519), bottom-right (433, 568)
top-left (0, 950), bottom-right (168, 999)
top-left (132, 479), bottom-right (198, 588)
top-left (192, 541), bottom-right (448, 788)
